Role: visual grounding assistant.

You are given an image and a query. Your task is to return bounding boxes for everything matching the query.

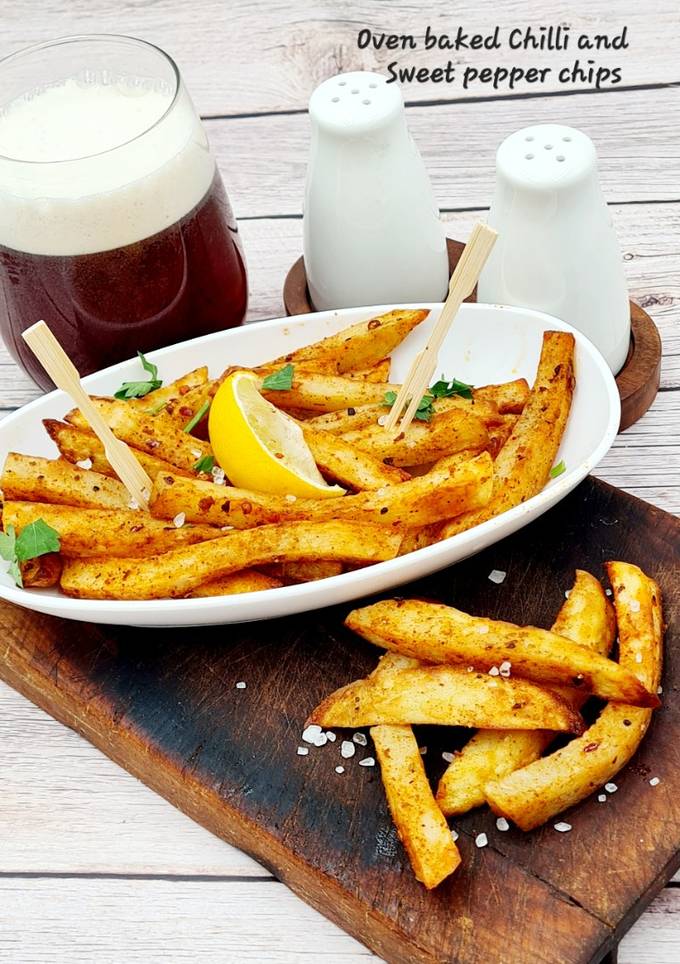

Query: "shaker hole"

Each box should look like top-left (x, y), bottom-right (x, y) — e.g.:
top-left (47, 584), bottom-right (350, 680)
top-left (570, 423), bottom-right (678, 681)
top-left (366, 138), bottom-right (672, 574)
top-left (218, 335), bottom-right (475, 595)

top-left (562, 135), bottom-right (572, 142)
top-left (362, 99), bottom-right (371, 105)
top-left (556, 155), bottom-right (565, 162)
top-left (351, 88), bottom-right (359, 94)
top-left (338, 81), bottom-right (346, 87)
top-left (525, 153), bottom-right (534, 160)
top-left (369, 82), bottom-right (378, 89)
top-left (525, 135), bottom-right (534, 142)
top-left (544, 143), bottom-right (553, 150)
top-left (331, 97), bottom-right (340, 103)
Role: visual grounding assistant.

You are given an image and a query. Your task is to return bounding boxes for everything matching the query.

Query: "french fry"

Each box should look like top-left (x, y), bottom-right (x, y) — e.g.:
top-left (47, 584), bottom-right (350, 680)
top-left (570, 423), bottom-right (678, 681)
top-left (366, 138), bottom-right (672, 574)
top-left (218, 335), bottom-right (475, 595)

top-left (485, 562), bottom-right (664, 830)
top-left (260, 372), bottom-right (396, 413)
top-left (345, 597), bottom-right (658, 707)
top-left (436, 571), bottom-right (616, 816)
top-left (302, 426), bottom-right (410, 490)
top-left (340, 408), bottom-right (489, 467)
top-left (2, 501), bottom-right (222, 558)
top-left (307, 662), bottom-right (584, 732)
top-left (263, 560), bottom-right (344, 583)
top-left (1, 453), bottom-right (129, 509)
top-left (44, 420), bottom-right (195, 480)
top-left (189, 570), bottom-right (283, 596)
top-left (266, 308), bottom-right (429, 374)
top-left (150, 454), bottom-right (493, 530)
top-left (65, 396), bottom-right (212, 471)
top-left (372, 723), bottom-right (461, 888)
top-left (60, 520), bottom-right (403, 599)
top-left (21, 553), bottom-right (63, 588)
top-left (474, 379), bottom-right (530, 414)
top-left (438, 331), bottom-right (575, 539)
top-left (305, 394), bottom-right (502, 435)
top-left (130, 366), bottom-right (209, 413)
top-left (352, 358), bottom-right (391, 383)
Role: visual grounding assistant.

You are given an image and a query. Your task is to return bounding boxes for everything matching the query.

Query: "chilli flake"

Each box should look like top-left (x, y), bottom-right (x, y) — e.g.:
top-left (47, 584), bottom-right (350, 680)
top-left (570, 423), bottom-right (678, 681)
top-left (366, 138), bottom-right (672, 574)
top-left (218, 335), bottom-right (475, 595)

top-left (488, 569), bottom-right (506, 584)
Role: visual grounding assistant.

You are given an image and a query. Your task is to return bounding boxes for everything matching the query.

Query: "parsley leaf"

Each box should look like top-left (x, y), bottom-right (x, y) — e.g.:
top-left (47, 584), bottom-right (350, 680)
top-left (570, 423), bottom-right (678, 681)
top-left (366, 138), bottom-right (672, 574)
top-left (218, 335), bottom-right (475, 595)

top-left (194, 454), bottom-right (216, 473)
top-left (262, 364), bottom-right (294, 391)
top-left (0, 521), bottom-right (61, 588)
top-left (430, 376), bottom-right (474, 400)
top-left (183, 400), bottom-right (210, 434)
top-left (114, 351), bottom-right (163, 400)
top-left (383, 391), bottom-right (435, 422)
top-left (549, 460), bottom-right (566, 479)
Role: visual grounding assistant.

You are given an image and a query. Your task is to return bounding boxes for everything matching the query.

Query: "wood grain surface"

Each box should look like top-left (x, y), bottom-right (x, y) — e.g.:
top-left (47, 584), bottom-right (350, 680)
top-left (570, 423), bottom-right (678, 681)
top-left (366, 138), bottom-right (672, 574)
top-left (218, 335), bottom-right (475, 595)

top-left (1, 477), bottom-right (679, 963)
top-left (0, 2), bottom-right (679, 961)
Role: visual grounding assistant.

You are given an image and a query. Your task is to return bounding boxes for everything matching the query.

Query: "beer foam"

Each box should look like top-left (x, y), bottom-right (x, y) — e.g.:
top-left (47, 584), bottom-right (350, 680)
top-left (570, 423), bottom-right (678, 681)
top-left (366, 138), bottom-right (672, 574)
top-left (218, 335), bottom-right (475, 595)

top-left (0, 78), bottom-right (216, 256)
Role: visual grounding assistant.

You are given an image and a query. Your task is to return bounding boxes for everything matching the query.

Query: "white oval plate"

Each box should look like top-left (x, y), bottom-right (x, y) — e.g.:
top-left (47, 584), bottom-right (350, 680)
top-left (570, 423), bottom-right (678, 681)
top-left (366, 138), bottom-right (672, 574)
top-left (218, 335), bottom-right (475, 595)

top-left (0, 302), bottom-right (620, 626)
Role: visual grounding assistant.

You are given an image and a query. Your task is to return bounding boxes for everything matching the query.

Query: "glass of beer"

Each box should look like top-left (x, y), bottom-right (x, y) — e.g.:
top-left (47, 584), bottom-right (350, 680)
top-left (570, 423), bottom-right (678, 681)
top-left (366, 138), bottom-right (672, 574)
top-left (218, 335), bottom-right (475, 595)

top-left (0, 35), bottom-right (248, 389)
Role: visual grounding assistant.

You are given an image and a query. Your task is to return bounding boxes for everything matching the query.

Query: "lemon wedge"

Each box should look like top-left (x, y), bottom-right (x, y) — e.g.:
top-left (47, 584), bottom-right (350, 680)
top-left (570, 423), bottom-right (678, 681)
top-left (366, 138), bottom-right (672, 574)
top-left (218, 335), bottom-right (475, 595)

top-left (208, 371), bottom-right (345, 499)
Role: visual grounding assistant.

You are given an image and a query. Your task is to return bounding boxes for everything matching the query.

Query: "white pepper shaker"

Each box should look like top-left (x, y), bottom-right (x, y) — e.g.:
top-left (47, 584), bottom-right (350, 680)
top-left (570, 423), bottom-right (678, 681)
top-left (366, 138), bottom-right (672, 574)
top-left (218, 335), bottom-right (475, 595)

top-left (303, 71), bottom-right (449, 311)
top-left (478, 124), bottom-right (630, 374)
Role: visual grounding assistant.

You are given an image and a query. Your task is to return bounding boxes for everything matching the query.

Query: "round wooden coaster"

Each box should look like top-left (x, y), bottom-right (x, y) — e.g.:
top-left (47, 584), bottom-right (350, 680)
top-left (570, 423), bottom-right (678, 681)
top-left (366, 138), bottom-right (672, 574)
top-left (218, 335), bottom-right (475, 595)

top-left (283, 238), bottom-right (661, 431)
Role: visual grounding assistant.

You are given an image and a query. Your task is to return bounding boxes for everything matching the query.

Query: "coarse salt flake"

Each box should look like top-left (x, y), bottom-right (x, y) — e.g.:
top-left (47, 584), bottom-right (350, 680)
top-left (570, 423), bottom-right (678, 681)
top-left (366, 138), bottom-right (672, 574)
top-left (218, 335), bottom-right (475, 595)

top-left (499, 660), bottom-right (512, 677)
top-left (564, 589), bottom-right (572, 599)
top-left (335, 766), bottom-right (345, 774)
top-left (325, 731), bottom-right (336, 743)
top-left (649, 777), bottom-right (660, 786)
top-left (488, 666), bottom-right (500, 677)
top-left (353, 732), bottom-right (368, 746)
top-left (128, 499), bottom-right (140, 510)
top-left (359, 757), bottom-right (375, 767)
top-left (173, 512), bottom-right (186, 528)
top-left (377, 415), bottom-right (388, 427)
top-left (211, 466), bottom-right (226, 485)
top-left (476, 624), bottom-right (490, 635)
top-left (488, 569), bottom-right (506, 584)
top-left (605, 589), bottom-right (612, 596)
top-left (341, 741), bottom-right (355, 759)
top-left (419, 747), bottom-right (428, 756)
top-left (635, 653), bottom-right (643, 663)
top-left (451, 829), bottom-right (459, 842)
top-left (297, 747), bottom-right (309, 756)
top-left (598, 794), bottom-right (607, 802)
top-left (76, 458), bottom-right (93, 470)
top-left (496, 817), bottom-right (510, 831)
top-left (629, 599), bottom-right (641, 612)
top-left (475, 833), bottom-right (488, 848)
top-left (658, 686), bottom-right (663, 694)
top-left (285, 494), bottom-right (297, 503)
top-left (313, 733), bottom-right (328, 747)
top-left (442, 751), bottom-right (455, 763)
top-left (302, 724), bottom-right (322, 744)
top-left (605, 782), bottom-right (618, 793)
top-left (191, 449), bottom-right (202, 459)
top-left (235, 681), bottom-right (246, 690)
top-left (554, 822), bottom-right (572, 833)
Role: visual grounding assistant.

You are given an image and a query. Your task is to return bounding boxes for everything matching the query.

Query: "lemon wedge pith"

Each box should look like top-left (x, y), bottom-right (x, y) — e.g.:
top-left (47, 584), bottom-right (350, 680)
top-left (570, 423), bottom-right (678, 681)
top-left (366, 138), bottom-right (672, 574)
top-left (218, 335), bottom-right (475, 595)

top-left (208, 372), bottom-right (345, 499)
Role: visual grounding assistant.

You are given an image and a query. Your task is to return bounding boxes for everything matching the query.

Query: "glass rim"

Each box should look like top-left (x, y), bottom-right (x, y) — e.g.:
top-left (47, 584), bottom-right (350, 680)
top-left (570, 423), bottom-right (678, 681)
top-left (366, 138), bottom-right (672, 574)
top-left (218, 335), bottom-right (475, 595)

top-left (0, 33), bottom-right (181, 166)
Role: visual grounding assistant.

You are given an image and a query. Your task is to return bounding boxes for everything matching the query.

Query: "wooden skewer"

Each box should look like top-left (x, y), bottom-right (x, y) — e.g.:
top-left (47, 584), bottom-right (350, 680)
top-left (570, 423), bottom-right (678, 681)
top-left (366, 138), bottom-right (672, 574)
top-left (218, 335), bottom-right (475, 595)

top-left (22, 321), bottom-right (153, 510)
top-left (383, 222), bottom-right (498, 434)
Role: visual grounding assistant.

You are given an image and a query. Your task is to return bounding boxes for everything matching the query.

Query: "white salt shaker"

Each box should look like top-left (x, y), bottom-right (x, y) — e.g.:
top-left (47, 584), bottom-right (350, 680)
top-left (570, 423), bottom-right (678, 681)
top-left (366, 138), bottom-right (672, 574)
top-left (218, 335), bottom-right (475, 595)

top-left (478, 124), bottom-right (630, 373)
top-left (303, 72), bottom-right (449, 310)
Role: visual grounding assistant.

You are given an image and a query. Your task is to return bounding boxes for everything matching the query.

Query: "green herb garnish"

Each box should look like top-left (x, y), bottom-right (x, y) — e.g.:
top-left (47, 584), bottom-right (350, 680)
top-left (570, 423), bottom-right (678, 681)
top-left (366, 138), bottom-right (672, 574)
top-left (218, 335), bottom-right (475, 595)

top-left (383, 390), bottom-right (435, 422)
top-left (549, 460), bottom-right (566, 479)
top-left (0, 520), bottom-right (61, 588)
top-left (262, 363), bottom-right (294, 391)
top-left (146, 399), bottom-right (168, 416)
top-left (429, 376), bottom-right (474, 400)
top-left (194, 454), bottom-right (216, 473)
top-left (114, 351), bottom-right (162, 400)
top-left (183, 400), bottom-right (210, 434)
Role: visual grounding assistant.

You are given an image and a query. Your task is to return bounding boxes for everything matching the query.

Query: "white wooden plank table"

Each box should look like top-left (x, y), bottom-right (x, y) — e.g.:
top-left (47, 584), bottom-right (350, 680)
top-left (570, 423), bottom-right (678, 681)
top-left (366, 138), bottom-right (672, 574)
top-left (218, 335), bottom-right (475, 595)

top-left (1, 3), bottom-right (678, 961)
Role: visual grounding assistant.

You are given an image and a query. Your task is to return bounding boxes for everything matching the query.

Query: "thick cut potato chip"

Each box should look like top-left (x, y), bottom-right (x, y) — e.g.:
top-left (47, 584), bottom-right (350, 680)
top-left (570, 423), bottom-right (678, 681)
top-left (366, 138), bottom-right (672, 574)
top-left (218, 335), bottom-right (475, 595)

top-left (372, 724), bottom-right (461, 888)
top-left (307, 662), bottom-right (584, 732)
top-left (439, 331), bottom-right (574, 539)
top-left (485, 562), bottom-right (664, 830)
top-left (1, 452), bottom-right (129, 509)
top-left (65, 397), bottom-right (212, 471)
top-left (150, 453), bottom-right (493, 530)
top-left (436, 571), bottom-right (615, 815)
top-left (189, 570), bottom-right (283, 596)
top-left (266, 308), bottom-right (428, 374)
top-left (3, 501), bottom-right (221, 558)
top-left (302, 426), bottom-right (410, 490)
top-left (340, 408), bottom-right (489, 467)
top-left (60, 520), bottom-right (402, 599)
top-left (44, 420), bottom-right (194, 480)
top-left (346, 594), bottom-right (656, 707)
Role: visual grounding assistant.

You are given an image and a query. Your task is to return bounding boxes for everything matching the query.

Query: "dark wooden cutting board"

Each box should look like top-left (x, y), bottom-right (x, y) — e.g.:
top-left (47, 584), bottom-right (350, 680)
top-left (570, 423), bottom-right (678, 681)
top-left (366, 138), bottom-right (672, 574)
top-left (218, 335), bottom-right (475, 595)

top-left (1, 476), bottom-right (678, 963)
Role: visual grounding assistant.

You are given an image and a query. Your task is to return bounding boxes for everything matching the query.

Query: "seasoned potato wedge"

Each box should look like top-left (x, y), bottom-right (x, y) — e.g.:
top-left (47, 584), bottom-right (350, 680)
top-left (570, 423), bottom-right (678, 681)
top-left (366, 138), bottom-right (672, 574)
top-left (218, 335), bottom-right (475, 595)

top-left (44, 420), bottom-right (194, 480)
top-left (340, 408), bottom-right (489, 467)
top-left (260, 372), bottom-right (397, 413)
top-left (474, 379), bottom-right (530, 414)
top-left (302, 426), bottom-right (410, 490)
top-left (265, 308), bottom-right (428, 374)
top-left (150, 454), bottom-right (493, 530)
top-left (485, 562), bottom-right (663, 830)
top-left (65, 397), bottom-right (212, 471)
top-left (436, 571), bottom-right (615, 815)
top-left (306, 394), bottom-right (502, 435)
top-left (307, 663), bottom-right (584, 732)
top-left (129, 366), bottom-right (209, 413)
top-left (439, 331), bottom-right (574, 539)
top-left (60, 520), bottom-right (402, 599)
top-left (263, 560), bottom-right (344, 583)
top-left (189, 570), bottom-right (283, 596)
top-left (372, 724), bottom-right (461, 888)
top-left (3, 501), bottom-right (221, 558)
top-left (346, 596), bottom-right (658, 706)
top-left (1, 453), bottom-right (129, 509)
